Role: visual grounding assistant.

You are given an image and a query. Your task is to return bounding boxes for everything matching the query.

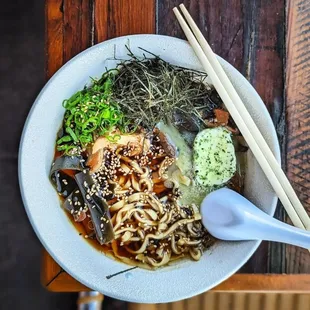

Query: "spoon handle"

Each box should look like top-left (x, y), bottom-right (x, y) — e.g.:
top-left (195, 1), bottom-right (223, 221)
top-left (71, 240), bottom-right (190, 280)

top-left (201, 188), bottom-right (310, 249)
top-left (257, 216), bottom-right (310, 249)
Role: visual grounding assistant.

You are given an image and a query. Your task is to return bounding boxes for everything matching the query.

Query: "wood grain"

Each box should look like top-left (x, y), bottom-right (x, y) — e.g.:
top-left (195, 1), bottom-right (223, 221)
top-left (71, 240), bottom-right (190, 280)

top-left (46, 271), bottom-right (89, 292)
top-left (286, 0), bottom-right (310, 274)
top-left (42, 251), bottom-right (89, 291)
top-left (213, 274), bottom-right (310, 292)
top-left (241, 0), bottom-right (286, 274)
top-left (94, 0), bottom-right (155, 43)
top-left (45, 0), bottom-right (64, 79)
top-left (46, 0), bottom-right (156, 74)
top-left (128, 293), bottom-right (310, 310)
top-left (157, 0), bottom-right (244, 71)
top-left (63, 0), bottom-right (93, 62)
top-left (41, 249), bottom-right (62, 286)
top-left (157, 0), bottom-right (285, 274)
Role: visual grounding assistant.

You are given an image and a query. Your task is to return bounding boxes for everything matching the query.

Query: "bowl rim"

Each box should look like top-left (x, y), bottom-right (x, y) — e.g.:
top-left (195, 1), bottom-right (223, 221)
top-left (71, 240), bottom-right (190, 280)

top-left (18, 34), bottom-right (280, 303)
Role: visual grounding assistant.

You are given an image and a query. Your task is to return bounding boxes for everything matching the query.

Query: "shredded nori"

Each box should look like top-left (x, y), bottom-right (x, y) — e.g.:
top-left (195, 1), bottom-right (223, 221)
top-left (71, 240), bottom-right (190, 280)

top-left (111, 51), bottom-right (222, 132)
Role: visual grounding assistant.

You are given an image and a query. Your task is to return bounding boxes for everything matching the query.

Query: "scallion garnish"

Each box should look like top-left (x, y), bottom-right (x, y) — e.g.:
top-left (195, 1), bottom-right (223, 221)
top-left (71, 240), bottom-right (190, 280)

top-left (57, 73), bottom-right (128, 154)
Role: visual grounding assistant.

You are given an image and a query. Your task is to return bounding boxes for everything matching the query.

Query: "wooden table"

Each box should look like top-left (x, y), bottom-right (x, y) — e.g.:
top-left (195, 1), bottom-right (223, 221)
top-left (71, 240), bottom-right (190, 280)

top-left (43, 0), bottom-right (310, 294)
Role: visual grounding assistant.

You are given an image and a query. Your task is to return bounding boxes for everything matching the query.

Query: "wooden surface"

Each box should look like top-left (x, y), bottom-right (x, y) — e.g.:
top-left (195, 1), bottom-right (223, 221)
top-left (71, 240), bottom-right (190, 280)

top-left (286, 0), bottom-right (310, 274)
top-left (44, 0), bottom-right (310, 292)
top-left (128, 293), bottom-right (310, 310)
top-left (46, 0), bottom-right (155, 79)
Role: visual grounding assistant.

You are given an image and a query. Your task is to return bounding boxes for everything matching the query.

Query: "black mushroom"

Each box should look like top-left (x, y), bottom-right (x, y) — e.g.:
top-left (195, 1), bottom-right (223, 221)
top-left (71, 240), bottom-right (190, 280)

top-left (50, 155), bottom-right (114, 244)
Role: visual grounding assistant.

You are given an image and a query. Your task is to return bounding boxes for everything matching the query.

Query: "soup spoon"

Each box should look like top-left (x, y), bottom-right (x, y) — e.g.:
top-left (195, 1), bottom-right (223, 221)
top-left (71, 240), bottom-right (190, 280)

top-left (201, 188), bottom-right (310, 249)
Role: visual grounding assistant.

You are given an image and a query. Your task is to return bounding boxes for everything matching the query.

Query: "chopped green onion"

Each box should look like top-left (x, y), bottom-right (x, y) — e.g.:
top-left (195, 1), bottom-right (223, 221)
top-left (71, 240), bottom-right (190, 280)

top-left (57, 70), bottom-right (130, 155)
top-left (57, 135), bottom-right (72, 144)
top-left (79, 134), bottom-right (92, 144)
top-left (66, 127), bottom-right (78, 142)
top-left (57, 144), bottom-right (76, 152)
top-left (100, 109), bottom-right (111, 119)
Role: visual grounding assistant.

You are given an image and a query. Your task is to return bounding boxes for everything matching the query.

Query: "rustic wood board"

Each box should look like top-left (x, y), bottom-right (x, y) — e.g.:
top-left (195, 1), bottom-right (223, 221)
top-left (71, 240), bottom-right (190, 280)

top-left (43, 0), bottom-right (310, 292)
top-left (128, 293), bottom-right (310, 310)
top-left (286, 0), bottom-right (310, 274)
top-left (46, 0), bottom-right (155, 79)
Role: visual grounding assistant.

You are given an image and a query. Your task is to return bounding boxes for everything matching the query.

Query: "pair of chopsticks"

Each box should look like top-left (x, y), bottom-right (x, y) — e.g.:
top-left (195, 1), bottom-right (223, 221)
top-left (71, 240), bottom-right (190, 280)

top-left (174, 4), bottom-right (310, 232)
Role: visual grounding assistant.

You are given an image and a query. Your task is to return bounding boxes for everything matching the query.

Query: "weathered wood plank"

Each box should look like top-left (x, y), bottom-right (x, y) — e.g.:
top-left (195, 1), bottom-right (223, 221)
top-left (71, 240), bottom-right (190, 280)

top-left (213, 274), bottom-right (310, 292)
top-left (41, 249), bottom-right (62, 286)
top-left (94, 0), bottom-right (156, 43)
top-left (45, 0), bottom-right (64, 79)
top-left (286, 0), bottom-right (310, 274)
top-left (46, 0), bottom-right (94, 77)
top-left (63, 0), bottom-right (93, 62)
top-left (157, 0), bottom-right (285, 274)
top-left (46, 270), bottom-right (89, 292)
top-left (93, 0), bottom-right (108, 42)
top-left (128, 293), bottom-right (310, 310)
top-left (241, 0), bottom-right (286, 274)
top-left (157, 0), bottom-right (244, 71)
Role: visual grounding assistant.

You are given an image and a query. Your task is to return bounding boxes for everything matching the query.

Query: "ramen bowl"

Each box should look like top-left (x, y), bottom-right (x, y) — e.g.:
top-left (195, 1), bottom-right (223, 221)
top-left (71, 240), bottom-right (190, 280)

top-left (19, 35), bottom-right (280, 303)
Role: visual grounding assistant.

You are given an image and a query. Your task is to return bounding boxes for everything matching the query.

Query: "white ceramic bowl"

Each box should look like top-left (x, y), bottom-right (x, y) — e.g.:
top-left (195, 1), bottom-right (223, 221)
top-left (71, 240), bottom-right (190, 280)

top-left (19, 35), bottom-right (280, 303)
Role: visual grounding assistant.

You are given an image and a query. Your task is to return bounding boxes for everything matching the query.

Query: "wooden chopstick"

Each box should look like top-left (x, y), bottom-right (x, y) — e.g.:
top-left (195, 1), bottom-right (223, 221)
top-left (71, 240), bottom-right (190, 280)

top-left (178, 3), bottom-right (310, 231)
top-left (173, 6), bottom-right (309, 231)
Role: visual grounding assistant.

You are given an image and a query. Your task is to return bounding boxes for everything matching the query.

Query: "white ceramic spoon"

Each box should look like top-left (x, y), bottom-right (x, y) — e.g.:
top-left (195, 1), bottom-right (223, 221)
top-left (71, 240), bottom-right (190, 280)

top-left (201, 188), bottom-right (310, 249)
